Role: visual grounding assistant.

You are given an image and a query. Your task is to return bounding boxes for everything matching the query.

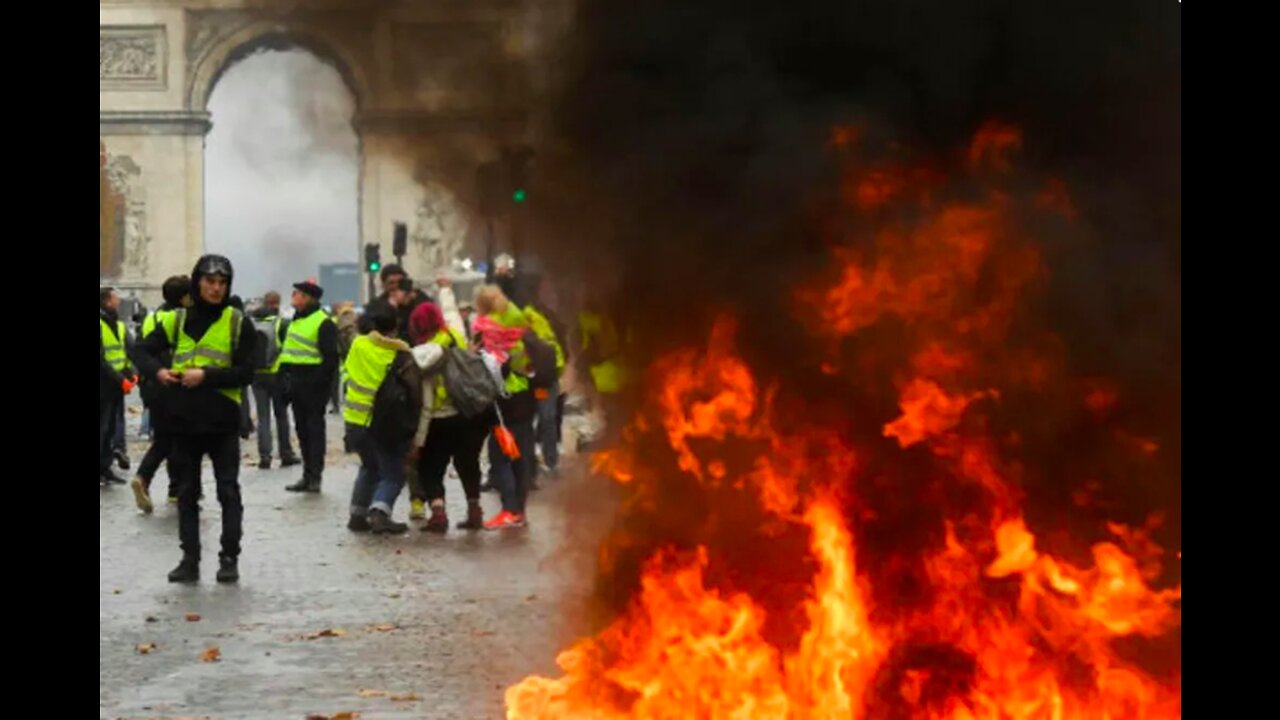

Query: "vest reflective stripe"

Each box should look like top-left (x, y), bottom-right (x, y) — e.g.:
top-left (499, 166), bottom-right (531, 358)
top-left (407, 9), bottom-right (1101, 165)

top-left (345, 378), bottom-right (378, 397)
top-left (174, 347), bottom-right (232, 364)
top-left (101, 319), bottom-right (128, 372)
top-left (341, 335), bottom-right (397, 427)
top-left (162, 307), bottom-right (243, 405)
top-left (280, 310), bottom-right (330, 366)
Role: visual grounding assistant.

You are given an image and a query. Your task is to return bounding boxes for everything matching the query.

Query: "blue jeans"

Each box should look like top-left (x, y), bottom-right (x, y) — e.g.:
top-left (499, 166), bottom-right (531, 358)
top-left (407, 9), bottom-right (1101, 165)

top-left (347, 424), bottom-right (407, 517)
top-left (535, 379), bottom-right (560, 473)
top-left (140, 407), bottom-right (152, 438)
top-left (488, 418), bottom-right (536, 515)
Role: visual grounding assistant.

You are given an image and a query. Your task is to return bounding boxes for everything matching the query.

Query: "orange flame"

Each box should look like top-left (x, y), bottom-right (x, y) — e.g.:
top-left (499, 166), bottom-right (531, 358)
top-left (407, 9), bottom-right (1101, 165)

top-left (506, 122), bottom-right (1179, 719)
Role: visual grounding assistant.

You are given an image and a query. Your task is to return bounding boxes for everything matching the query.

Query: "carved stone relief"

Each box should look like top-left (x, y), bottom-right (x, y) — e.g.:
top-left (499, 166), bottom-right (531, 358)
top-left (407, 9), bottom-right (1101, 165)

top-left (102, 154), bottom-right (151, 282)
top-left (100, 26), bottom-right (167, 90)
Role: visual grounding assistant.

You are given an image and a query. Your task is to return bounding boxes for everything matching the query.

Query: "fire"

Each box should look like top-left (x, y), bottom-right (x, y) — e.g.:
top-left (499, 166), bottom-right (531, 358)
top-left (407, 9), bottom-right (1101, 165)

top-left (507, 124), bottom-right (1179, 719)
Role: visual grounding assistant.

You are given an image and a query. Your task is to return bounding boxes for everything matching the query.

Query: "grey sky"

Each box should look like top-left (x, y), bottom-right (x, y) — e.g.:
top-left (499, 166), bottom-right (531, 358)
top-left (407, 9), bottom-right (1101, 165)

top-left (204, 49), bottom-right (358, 300)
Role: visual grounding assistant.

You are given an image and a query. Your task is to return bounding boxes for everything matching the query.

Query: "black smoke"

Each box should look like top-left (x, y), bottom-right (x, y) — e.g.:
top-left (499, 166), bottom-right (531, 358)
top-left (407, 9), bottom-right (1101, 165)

top-left (528, 0), bottom-right (1180, 619)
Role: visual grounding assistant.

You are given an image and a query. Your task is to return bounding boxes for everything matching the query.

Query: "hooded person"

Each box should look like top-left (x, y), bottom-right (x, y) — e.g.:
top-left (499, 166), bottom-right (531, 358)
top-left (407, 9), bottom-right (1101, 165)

top-left (278, 280), bottom-right (339, 494)
top-left (133, 254), bottom-right (257, 584)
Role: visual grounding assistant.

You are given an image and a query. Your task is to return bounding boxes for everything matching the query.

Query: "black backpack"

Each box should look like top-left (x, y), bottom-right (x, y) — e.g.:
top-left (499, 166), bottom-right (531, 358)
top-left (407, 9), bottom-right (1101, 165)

top-left (523, 329), bottom-right (558, 389)
top-left (440, 334), bottom-right (503, 418)
top-left (250, 316), bottom-right (281, 371)
top-left (368, 352), bottom-right (420, 445)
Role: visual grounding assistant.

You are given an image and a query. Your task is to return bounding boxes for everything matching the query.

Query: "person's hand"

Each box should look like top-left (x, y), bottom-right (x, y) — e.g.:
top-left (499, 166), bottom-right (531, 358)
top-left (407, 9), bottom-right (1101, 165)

top-left (180, 368), bottom-right (206, 388)
top-left (157, 368), bottom-right (181, 386)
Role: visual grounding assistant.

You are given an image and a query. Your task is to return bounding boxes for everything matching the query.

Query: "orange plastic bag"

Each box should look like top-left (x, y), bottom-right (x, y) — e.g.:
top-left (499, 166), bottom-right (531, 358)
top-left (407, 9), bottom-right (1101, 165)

top-left (494, 424), bottom-right (521, 459)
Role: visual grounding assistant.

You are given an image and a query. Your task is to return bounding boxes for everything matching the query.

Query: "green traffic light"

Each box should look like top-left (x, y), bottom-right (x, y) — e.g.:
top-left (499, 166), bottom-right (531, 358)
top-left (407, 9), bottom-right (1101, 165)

top-left (513, 188), bottom-right (527, 204)
top-left (369, 262), bottom-right (381, 272)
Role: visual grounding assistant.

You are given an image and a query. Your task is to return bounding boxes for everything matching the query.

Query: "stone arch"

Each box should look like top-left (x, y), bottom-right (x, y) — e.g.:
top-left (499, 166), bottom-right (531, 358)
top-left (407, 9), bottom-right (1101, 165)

top-left (187, 20), bottom-right (370, 113)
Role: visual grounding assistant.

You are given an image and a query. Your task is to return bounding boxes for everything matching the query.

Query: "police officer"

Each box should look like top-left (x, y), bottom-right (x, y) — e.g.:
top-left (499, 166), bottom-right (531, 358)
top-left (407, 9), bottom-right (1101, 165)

top-left (280, 281), bottom-right (338, 493)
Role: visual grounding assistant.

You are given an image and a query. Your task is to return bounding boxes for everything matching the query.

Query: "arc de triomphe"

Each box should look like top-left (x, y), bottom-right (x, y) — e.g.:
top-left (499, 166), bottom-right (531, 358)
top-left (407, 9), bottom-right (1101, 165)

top-left (101, 0), bottom-right (549, 304)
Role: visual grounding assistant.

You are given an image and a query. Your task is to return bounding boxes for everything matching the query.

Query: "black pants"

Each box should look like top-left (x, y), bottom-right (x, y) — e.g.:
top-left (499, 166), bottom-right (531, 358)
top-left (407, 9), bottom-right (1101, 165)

top-left (419, 414), bottom-right (487, 503)
top-left (556, 392), bottom-right (567, 442)
top-left (99, 390), bottom-right (122, 474)
top-left (252, 375), bottom-right (295, 462)
top-left (170, 432), bottom-right (242, 561)
top-left (291, 393), bottom-right (327, 484)
top-left (137, 427), bottom-right (176, 497)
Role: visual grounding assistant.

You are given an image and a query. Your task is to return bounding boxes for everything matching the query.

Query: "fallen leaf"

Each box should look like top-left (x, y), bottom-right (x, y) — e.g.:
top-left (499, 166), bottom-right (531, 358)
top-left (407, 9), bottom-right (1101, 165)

top-left (471, 629), bottom-right (496, 637)
top-left (370, 624), bottom-right (397, 632)
top-left (185, 613), bottom-right (202, 622)
top-left (136, 643), bottom-right (157, 654)
top-left (145, 616), bottom-right (158, 623)
top-left (200, 646), bottom-right (221, 662)
top-left (304, 628), bottom-right (348, 640)
top-left (113, 589), bottom-right (122, 595)
top-left (390, 692), bottom-right (420, 702)
top-left (525, 594), bottom-right (538, 601)
top-left (356, 689), bottom-right (386, 698)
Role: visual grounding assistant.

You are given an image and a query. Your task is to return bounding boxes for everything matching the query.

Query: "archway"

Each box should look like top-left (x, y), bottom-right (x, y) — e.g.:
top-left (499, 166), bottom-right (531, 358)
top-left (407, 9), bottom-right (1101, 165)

top-left (204, 46), bottom-right (360, 302)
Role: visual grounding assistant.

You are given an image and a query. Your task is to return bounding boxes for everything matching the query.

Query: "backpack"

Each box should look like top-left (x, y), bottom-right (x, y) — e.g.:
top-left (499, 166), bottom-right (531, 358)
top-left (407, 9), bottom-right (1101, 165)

top-left (439, 334), bottom-right (503, 418)
top-left (368, 351), bottom-right (421, 445)
top-left (523, 329), bottom-right (558, 389)
top-left (251, 316), bottom-right (281, 371)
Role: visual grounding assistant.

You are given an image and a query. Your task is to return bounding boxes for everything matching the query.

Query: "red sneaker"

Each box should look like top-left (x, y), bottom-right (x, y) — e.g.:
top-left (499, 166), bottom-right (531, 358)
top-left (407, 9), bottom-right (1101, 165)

top-left (484, 510), bottom-right (525, 530)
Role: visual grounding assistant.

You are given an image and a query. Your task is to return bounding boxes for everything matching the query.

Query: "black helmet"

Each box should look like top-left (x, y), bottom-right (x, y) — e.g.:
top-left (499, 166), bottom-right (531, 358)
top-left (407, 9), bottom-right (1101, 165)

top-left (193, 254), bottom-right (233, 279)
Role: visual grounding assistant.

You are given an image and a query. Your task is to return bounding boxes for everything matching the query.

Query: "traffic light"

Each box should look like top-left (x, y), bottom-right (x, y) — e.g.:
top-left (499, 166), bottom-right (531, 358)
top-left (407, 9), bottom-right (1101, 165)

top-left (392, 222), bottom-right (407, 258)
top-left (364, 242), bottom-right (381, 273)
top-left (504, 145), bottom-right (534, 205)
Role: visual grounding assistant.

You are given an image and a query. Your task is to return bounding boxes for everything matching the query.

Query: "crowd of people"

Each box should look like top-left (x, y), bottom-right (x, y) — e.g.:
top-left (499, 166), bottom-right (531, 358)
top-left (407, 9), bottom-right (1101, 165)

top-left (101, 255), bottom-right (624, 584)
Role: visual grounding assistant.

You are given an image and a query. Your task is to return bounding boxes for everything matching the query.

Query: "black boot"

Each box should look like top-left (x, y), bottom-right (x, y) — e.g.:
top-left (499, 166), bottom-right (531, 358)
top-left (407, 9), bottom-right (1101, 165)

top-left (285, 478), bottom-right (320, 493)
top-left (167, 556), bottom-right (199, 583)
top-left (102, 468), bottom-right (127, 485)
top-left (455, 501), bottom-right (484, 530)
top-left (258, 457), bottom-right (272, 470)
top-left (216, 555), bottom-right (239, 584)
top-left (114, 449), bottom-right (131, 471)
top-left (280, 456), bottom-right (301, 467)
top-left (368, 509), bottom-right (408, 535)
top-left (347, 514), bottom-right (372, 532)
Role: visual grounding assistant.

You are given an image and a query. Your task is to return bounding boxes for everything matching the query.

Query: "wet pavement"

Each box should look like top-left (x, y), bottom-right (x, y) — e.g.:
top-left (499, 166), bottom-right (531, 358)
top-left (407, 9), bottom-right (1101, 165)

top-left (101, 403), bottom-right (608, 720)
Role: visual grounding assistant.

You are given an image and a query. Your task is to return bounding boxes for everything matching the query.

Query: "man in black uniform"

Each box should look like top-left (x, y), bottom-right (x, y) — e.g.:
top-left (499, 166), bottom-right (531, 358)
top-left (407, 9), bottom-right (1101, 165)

top-left (281, 281), bottom-right (339, 493)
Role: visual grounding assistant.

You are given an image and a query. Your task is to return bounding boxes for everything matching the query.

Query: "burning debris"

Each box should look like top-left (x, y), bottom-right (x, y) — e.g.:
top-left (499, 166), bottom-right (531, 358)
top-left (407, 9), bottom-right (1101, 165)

top-left (505, 123), bottom-right (1180, 719)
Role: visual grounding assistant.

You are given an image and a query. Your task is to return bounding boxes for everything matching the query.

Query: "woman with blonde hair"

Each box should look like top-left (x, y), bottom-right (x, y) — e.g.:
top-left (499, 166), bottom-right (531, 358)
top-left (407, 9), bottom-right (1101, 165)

top-left (471, 284), bottom-right (538, 529)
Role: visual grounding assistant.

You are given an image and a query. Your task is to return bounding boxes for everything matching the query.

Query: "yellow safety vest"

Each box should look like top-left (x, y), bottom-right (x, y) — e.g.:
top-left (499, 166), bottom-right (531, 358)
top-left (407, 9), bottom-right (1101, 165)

top-left (100, 318), bottom-right (128, 372)
top-left (280, 309), bottom-right (331, 366)
top-left (161, 307), bottom-right (244, 405)
top-left (342, 334), bottom-right (397, 426)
